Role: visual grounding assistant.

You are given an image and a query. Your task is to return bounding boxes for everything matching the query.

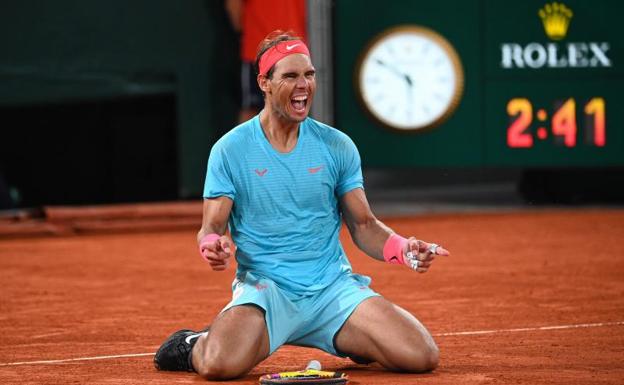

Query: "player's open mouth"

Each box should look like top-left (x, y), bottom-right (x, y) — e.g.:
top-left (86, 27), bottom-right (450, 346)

top-left (291, 95), bottom-right (307, 112)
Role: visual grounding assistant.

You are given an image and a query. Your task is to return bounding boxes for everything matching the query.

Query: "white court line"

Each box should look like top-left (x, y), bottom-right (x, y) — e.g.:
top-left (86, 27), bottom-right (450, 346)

top-left (1, 321), bottom-right (623, 367)
top-left (0, 352), bottom-right (154, 367)
top-left (433, 321), bottom-right (624, 337)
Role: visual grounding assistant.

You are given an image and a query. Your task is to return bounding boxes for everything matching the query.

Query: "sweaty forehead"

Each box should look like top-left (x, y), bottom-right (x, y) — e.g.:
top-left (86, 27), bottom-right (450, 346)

top-left (273, 53), bottom-right (314, 75)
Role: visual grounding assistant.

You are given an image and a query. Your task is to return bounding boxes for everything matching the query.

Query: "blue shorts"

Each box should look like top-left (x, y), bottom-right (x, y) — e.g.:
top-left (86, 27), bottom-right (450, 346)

top-left (221, 271), bottom-right (379, 355)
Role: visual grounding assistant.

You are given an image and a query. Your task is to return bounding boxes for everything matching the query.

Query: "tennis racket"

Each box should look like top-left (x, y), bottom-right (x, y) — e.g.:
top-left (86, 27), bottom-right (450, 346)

top-left (259, 360), bottom-right (348, 385)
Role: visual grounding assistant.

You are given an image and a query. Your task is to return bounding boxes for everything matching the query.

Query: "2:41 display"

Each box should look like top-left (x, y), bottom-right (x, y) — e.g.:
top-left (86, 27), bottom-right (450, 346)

top-left (506, 97), bottom-right (605, 148)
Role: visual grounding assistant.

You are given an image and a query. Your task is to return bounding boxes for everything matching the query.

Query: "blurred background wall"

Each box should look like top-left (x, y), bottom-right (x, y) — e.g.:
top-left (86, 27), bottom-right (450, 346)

top-left (1, 0), bottom-right (622, 210)
top-left (0, 0), bottom-right (240, 208)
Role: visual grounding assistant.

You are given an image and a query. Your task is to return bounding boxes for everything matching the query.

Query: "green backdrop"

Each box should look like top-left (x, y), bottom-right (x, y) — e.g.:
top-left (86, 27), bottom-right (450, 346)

top-left (0, 0), bottom-right (239, 199)
top-left (2, 0), bottom-right (622, 206)
top-left (334, 0), bottom-right (623, 167)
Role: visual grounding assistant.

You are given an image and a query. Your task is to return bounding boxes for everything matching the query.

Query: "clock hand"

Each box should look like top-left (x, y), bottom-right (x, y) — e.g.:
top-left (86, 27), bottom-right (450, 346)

top-left (375, 59), bottom-right (413, 87)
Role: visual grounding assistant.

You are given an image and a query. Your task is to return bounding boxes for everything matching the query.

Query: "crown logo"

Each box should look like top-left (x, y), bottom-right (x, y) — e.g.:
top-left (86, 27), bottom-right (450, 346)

top-left (538, 2), bottom-right (573, 40)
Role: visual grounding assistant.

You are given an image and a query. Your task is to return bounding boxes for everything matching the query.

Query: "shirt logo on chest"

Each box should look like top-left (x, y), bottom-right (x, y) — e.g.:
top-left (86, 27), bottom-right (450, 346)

top-left (308, 165), bottom-right (323, 174)
top-left (254, 168), bottom-right (268, 177)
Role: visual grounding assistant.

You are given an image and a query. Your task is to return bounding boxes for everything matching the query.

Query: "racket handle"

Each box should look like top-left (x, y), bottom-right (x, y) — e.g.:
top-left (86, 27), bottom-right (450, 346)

top-left (306, 360), bottom-right (321, 371)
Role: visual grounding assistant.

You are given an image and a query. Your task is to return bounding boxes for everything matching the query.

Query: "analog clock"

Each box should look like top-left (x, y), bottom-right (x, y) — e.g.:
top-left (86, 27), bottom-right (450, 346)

top-left (355, 25), bottom-right (464, 132)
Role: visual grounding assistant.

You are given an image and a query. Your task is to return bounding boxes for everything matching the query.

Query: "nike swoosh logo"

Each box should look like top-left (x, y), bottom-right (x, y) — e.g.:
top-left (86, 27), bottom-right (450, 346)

top-left (286, 43), bottom-right (301, 51)
top-left (308, 166), bottom-right (323, 174)
top-left (185, 331), bottom-right (208, 344)
top-left (255, 169), bottom-right (268, 177)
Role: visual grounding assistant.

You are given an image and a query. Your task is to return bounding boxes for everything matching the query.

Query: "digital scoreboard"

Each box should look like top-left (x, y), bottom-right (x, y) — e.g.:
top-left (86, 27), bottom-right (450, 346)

top-left (334, 0), bottom-right (623, 168)
top-left (506, 97), bottom-right (605, 149)
top-left (483, 0), bottom-right (622, 167)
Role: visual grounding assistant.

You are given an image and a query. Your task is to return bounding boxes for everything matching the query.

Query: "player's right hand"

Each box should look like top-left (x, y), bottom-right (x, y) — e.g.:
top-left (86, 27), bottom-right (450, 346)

top-left (200, 235), bottom-right (236, 271)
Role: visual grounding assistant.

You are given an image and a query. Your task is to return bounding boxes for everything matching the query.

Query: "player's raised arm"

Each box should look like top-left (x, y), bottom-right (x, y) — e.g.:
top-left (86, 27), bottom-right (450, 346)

top-left (340, 188), bottom-right (449, 273)
top-left (197, 196), bottom-right (235, 271)
top-left (339, 188), bottom-right (392, 259)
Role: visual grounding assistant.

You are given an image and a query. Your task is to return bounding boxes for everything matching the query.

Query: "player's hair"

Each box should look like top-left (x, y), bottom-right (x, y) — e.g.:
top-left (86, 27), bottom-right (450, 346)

top-left (254, 29), bottom-right (302, 79)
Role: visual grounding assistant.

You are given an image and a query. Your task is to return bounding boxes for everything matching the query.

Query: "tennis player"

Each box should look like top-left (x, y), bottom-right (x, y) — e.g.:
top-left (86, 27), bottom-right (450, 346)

top-left (154, 30), bottom-right (450, 380)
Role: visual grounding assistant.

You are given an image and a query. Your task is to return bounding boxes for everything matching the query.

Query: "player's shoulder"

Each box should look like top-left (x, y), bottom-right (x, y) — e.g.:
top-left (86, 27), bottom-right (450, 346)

top-left (305, 117), bottom-right (356, 148)
top-left (212, 117), bottom-right (256, 152)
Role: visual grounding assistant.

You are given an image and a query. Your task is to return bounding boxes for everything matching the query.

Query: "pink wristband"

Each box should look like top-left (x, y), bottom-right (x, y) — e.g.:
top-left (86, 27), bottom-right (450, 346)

top-left (198, 233), bottom-right (220, 261)
top-left (383, 234), bottom-right (407, 264)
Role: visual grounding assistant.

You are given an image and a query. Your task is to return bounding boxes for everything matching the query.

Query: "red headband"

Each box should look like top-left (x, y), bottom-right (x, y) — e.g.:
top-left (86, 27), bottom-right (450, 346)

top-left (258, 40), bottom-right (310, 76)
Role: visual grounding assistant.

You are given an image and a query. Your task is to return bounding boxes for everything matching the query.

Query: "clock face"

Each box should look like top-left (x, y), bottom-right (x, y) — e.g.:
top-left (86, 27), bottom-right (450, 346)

top-left (356, 25), bottom-right (464, 132)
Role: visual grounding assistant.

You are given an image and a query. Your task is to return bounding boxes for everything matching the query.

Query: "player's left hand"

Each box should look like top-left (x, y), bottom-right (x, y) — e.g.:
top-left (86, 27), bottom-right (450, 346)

top-left (404, 238), bottom-right (449, 273)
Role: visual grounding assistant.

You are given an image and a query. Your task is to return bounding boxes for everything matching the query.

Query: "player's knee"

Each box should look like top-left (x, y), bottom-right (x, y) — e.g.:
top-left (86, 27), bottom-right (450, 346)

top-left (393, 342), bottom-right (439, 373)
top-left (421, 343), bottom-right (440, 371)
top-left (194, 346), bottom-right (250, 380)
top-left (195, 356), bottom-right (248, 380)
top-left (407, 343), bottom-right (439, 373)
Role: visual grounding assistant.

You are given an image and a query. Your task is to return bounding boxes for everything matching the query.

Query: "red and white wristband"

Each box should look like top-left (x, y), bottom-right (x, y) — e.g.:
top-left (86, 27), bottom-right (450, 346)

top-left (383, 233), bottom-right (439, 269)
top-left (383, 233), bottom-right (408, 265)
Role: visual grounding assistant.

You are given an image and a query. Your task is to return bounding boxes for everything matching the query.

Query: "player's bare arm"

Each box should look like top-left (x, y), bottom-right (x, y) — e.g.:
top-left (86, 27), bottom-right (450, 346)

top-left (340, 188), bottom-right (449, 272)
top-left (339, 187), bottom-right (393, 259)
top-left (198, 197), bottom-right (235, 271)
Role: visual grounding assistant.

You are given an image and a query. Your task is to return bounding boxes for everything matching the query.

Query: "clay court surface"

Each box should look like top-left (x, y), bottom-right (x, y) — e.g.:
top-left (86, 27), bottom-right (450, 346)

top-left (1, 205), bottom-right (623, 384)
